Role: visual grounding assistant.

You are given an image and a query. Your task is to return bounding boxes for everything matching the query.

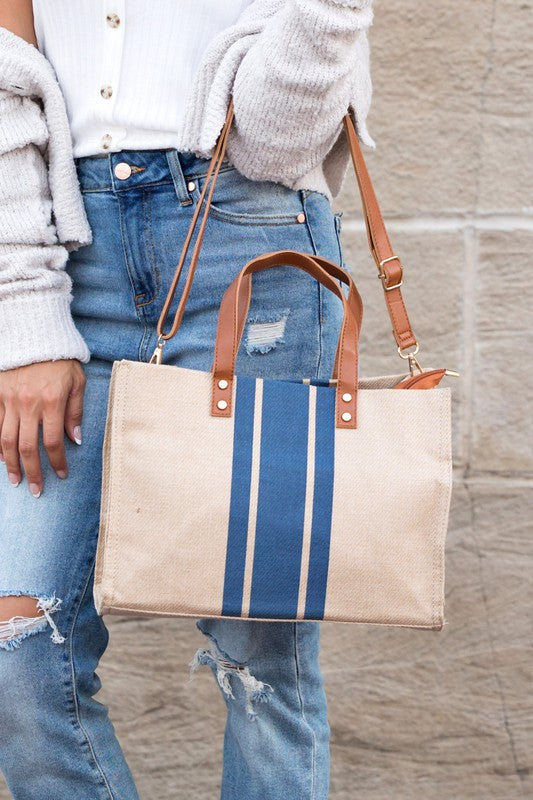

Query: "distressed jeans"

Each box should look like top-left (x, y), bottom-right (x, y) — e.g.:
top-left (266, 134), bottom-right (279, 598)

top-left (0, 148), bottom-right (346, 799)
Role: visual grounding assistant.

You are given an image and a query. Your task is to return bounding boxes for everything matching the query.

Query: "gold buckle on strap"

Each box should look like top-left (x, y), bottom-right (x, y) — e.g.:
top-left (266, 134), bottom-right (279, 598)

top-left (398, 342), bottom-right (422, 375)
top-left (378, 255), bottom-right (403, 291)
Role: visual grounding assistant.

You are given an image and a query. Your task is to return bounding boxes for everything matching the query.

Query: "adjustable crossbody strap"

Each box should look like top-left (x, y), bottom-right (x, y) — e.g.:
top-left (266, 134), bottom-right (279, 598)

top-left (343, 110), bottom-right (417, 353)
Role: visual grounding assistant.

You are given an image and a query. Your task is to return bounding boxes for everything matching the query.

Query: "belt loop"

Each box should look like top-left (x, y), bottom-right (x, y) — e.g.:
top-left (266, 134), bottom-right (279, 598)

top-left (166, 150), bottom-right (192, 206)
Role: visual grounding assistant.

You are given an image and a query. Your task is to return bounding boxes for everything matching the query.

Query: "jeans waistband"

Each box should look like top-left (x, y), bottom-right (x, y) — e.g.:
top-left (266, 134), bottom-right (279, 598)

top-left (74, 148), bottom-right (234, 202)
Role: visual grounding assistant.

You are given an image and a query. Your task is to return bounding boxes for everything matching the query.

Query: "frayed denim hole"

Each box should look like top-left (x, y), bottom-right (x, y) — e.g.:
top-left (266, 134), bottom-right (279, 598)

top-left (190, 624), bottom-right (274, 720)
top-left (0, 594), bottom-right (66, 651)
top-left (245, 309), bottom-right (290, 356)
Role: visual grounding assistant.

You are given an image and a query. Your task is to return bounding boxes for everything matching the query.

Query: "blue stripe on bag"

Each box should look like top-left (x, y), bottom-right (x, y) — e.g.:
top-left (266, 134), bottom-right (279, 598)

top-left (249, 379), bottom-right (310, 618)
top-left (221, 376), bottom-right (256, 616)
top-left (304, 385), bottom-right (336, 620)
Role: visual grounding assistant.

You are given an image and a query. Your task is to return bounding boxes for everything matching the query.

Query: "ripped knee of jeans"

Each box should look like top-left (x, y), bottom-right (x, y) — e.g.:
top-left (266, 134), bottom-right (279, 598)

top-left (0, 593), bottom-right (66, 651)
top-left (190, 629), bottom-right (274, 721)
top-left (245, 309), bottom-right (290, 355)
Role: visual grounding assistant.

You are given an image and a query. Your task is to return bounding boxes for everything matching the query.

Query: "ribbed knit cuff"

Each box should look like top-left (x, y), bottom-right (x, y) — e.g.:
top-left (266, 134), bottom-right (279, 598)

top-left (0, 292), bottom-right (91, 371)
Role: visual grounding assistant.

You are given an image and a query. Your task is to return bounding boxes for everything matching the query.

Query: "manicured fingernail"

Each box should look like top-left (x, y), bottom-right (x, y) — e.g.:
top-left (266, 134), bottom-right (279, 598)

top-left (56, 470), bottom-right (68, 479)
top-left (73, 426), bottom-right (82, 445)
top-left (29, 483), bottom-right (41, 498)
top-left (8, 472), bottom-right (20, 486)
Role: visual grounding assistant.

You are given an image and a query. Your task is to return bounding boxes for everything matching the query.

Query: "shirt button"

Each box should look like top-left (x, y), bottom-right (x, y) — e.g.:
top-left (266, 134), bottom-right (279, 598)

top-left (106, 13), bottom-right (120, 28)
top-left (100, 85), bottom-right (113, 99)
top-left (114, 162), bottom-right (132, 180)
top-left (100, 133), bottom-right (113, 150)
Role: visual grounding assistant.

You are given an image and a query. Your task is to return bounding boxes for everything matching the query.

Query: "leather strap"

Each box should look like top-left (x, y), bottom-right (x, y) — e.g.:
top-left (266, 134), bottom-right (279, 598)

top-left (150, 97), bottom-right (235, 358)
top-left (211, 250), bottom-right (361, 429)
top-left (152, 97), bottom-right (418, 358)
top-left (343, 109), bottom-right (417, 351)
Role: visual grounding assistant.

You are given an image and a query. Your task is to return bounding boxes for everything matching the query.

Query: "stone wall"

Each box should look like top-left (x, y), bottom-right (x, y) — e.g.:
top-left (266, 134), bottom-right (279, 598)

top-left (2, 1), bottom-right (531, 798)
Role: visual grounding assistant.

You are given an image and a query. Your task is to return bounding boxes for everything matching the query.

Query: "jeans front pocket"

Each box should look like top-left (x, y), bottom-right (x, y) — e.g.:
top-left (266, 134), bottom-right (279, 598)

top-left (192, 166), bottom-right (306, 227)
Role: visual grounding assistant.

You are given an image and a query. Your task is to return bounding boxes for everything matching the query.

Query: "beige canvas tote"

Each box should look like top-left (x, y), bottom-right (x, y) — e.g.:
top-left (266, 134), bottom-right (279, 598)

top-left (94, 100), bottom-right (456, 629)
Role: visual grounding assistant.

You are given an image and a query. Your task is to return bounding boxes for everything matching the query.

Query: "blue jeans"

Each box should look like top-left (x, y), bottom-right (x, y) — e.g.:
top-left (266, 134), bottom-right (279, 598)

top-left (0, 148), bottom-right (345, 799)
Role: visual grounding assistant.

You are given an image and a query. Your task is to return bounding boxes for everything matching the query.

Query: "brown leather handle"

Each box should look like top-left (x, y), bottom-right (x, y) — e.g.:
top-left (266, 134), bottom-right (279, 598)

top-left (211, 250), bottom-right (361, 429)
top-left (230, 251), bottom-right (363, 382)
top-left (151, 97), bottom-right (418, 362)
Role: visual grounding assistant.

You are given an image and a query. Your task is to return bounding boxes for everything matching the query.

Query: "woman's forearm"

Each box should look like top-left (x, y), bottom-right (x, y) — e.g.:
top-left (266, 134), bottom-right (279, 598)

top-left (0, 26), bottom-right (92, 370)
top-left (225, 0), bottom-right (373, 185)
top-left (0, 0), bottom-right (37, 46)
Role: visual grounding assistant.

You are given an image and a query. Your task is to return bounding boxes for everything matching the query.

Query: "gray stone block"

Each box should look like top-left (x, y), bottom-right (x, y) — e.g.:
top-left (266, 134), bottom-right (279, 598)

top-left (475, 0), bottom-right (533, 211)
top-left (471, 232), bottom-right (533, 474)
top-left (337, 0), bottom-right (493, 216)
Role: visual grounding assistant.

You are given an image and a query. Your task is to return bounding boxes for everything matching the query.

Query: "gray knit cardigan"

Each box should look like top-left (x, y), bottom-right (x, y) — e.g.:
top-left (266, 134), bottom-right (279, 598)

top-left (0, 0), bottom-right (374, 370)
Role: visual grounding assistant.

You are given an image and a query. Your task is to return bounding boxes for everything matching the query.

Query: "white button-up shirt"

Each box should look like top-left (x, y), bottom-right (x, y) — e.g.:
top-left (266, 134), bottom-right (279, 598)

top-left (32, 0), bottom-right (253, 156)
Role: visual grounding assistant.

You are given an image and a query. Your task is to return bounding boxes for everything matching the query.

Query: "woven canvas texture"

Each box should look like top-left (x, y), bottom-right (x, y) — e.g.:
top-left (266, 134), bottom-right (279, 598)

top-left (94, 360), bottom-right (452, 629)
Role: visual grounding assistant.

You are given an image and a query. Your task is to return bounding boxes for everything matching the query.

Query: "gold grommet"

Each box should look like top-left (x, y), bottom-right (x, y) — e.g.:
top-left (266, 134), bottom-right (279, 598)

top-left (218, 379), bottom-right (229, 390)
top-left (342, 392), bottom-right (352, 402)
top-left (341, 412), bottom-right (352, 422)
top-left (217, 400), bottom-right (228, 410)
top-left (187, 181), bottom-right (196, 192)
top-left (296, 212), bottom-right (306, 223)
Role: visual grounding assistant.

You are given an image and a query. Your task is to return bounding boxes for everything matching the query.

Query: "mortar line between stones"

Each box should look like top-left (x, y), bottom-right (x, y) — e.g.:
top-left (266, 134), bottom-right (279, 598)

top-left (462, 227), bottom-right (478, 480)
top-left (341, 215), bottom-right (533, 234)
top-left (454, 470), bottom-right (533, 488)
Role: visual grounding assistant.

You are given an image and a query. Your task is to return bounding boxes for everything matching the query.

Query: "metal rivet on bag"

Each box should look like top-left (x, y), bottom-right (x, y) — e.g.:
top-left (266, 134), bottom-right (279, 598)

top-left (218, 379), bottom-right (228, 390)
top-left (217, 400), bottom-right (228, 410)
top-left (296, 212), bottom-right (306, 223)
top-left (342, 392), bottom-right (352, 402)
top-left (187, 181), bottom-right (196, 192)
top-left (341, 412), bottom-right (352, 422)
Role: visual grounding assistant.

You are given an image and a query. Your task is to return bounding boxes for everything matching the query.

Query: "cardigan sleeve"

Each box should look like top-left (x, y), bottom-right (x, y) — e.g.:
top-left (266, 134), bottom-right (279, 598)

top-left (225, 0), bottom-right (374, 185)
top-left (0, 89), bottom-right (91, 370)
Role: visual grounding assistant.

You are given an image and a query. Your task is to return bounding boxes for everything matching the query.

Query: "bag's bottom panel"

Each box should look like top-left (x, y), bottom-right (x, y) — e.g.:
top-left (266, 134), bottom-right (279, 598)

top-left (95, 602), bottom-right (445, 631)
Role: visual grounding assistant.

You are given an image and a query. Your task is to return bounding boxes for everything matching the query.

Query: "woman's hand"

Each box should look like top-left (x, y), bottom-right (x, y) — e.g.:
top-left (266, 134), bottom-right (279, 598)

top-left (0, 359), bottom-right (86, 497)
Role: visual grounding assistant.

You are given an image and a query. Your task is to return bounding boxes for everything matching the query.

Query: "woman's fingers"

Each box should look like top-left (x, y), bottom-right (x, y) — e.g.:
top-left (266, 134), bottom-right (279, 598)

top-left (0, 405), bottom-right (21, 486)
top-left (0, 359), bottom-right (86, 492)
top-left (64, 368), bottom-right (86, 446)
top-left (43, 403), bottom-right (69, 480)
top-left (18, 412), bottom-right (43, 497)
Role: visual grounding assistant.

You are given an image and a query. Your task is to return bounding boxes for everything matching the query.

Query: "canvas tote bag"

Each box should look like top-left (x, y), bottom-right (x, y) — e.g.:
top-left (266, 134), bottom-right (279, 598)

top-left (94, 100), bottom-right (455, 629)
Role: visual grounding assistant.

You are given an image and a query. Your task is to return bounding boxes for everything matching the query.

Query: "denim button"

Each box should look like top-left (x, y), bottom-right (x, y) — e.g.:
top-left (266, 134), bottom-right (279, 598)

top-left (114, 162), bottom-right (132, 180)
